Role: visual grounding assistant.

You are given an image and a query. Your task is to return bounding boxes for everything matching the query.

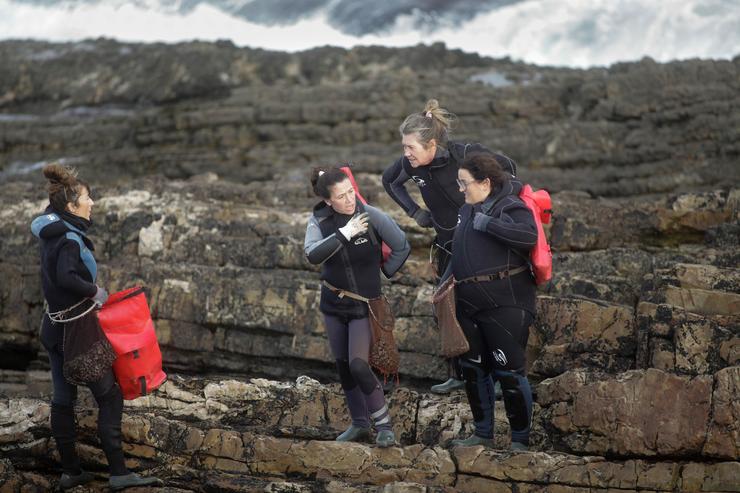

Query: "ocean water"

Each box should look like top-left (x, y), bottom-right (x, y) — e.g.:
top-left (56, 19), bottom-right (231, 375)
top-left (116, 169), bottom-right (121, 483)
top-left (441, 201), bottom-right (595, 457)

top-left (1, 0), bottom-right (738, 68)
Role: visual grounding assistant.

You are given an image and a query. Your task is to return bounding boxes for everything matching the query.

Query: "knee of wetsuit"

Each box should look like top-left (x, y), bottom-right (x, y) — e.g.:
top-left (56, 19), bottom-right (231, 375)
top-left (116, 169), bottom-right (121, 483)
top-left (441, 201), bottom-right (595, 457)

top-left (52, 387), bottom-right (78, 408)
top-left (335, 359), bottom-right (355, 390)
top-left (459, 359), bottom-right (487, 384)
top-left (494, 370), bottom-right (532, 433)
top-left (93, 380), bottom-right (123, 409)
top-left (349, 358), bottom-right (379, 395)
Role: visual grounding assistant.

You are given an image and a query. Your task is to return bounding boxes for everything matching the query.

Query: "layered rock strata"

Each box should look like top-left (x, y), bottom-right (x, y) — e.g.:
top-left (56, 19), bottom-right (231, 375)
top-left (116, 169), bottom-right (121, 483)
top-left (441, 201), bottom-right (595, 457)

top-left (0, 40), bottom-right (738, 491)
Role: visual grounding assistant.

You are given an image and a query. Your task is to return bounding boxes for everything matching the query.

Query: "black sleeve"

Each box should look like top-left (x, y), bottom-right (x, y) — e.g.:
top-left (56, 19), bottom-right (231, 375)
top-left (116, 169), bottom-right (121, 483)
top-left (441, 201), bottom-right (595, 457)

top-left (382, 157), bottom-right (421, 217)
top-left (55, 241), bottom-right (97, 298)
top-left (481, 201), bottom-right (538, 250)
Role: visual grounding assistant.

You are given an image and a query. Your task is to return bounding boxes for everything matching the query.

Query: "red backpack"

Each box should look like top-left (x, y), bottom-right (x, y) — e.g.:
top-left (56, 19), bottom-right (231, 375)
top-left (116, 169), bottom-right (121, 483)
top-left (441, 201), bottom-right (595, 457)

top-left (518, 184), bottom-right (553, 285)
top-left (339, 166), bottom-right (392, 263)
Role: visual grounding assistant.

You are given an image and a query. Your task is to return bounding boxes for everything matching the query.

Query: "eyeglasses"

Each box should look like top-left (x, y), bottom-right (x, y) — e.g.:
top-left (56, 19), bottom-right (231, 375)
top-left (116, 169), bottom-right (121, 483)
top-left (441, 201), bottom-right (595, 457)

top-left (456, 178), bottom-right (477, 191)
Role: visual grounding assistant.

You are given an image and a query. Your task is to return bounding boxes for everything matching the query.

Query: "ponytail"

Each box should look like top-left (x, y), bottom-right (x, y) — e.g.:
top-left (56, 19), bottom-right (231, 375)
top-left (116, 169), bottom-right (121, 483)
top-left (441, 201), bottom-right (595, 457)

top-left (310, 166), bottom-right (349, 199)
top-left (42, 163), bottom-right (89, 212)
top-left (398, 98), bottom-right (456, 149)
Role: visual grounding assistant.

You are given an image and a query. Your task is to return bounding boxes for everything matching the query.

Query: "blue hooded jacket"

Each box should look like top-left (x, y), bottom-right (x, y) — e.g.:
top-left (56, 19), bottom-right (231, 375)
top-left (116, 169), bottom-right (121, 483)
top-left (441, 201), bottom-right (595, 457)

top-left (31, 206), bottom-right (98, 314)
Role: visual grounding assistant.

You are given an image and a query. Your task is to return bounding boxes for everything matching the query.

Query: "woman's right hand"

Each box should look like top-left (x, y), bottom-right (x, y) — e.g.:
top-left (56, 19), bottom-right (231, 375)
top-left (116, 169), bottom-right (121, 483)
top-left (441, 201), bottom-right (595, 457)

top-left (92, 286), bottom-right (109, 306)
top-left (412, 208), bottom-right (433, 228)
top-left (339, 212), bottom-right (370, 240)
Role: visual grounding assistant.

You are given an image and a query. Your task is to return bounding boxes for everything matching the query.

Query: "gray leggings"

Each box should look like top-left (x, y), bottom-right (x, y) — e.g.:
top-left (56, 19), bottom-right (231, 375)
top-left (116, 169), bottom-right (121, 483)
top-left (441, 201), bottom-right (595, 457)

top-left (324, 314), bottom-right (391, 431)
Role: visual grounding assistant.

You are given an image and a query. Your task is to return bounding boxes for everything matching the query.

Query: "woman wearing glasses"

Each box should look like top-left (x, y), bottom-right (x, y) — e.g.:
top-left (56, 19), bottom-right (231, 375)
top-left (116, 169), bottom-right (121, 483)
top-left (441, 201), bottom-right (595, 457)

top-left (445, 153), bottom-right (537, 451)
top-left (381, 99), bottom-right (516, 394)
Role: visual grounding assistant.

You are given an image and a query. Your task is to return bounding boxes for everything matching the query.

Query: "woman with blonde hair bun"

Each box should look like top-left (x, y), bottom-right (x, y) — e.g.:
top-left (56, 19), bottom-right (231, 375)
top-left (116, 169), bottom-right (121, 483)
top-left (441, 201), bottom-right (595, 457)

top-left (382, 99), bottom-right (518, 394)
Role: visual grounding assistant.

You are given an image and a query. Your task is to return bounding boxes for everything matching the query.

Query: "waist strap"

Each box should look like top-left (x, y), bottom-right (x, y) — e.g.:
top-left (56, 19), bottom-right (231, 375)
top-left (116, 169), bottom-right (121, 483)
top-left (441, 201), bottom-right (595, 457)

top-left (322, 280), bottom-right (370, 303)
top-left (455, 265), bottom-right (529, 285)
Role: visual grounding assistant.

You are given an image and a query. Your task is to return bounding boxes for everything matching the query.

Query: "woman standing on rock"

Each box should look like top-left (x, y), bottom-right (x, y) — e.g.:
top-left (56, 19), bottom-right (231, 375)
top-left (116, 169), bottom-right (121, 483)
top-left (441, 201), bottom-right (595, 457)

top-left (382, 99), bottom-right (516, 394)
top-left (444, 153), bottom-right (536, 451)
top-left (31, 164), bottom-right (162, 490)
top-left (304, 166), bottom-right (411, 447)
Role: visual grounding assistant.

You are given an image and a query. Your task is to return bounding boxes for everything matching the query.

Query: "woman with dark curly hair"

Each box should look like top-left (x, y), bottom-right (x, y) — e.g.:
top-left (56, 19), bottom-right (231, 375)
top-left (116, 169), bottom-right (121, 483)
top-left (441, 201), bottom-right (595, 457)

top-left (31, 163), bottom-right (162, 490)
top-left (446, 153), bottom-right (537, 451)
top-left (304, 166), bottom-right (410, 447)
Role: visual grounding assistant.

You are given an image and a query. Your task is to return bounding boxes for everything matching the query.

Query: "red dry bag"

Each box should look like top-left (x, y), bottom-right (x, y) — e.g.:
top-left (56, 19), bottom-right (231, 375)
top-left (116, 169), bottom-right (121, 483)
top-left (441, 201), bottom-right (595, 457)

top-left (339, 166), bottom-right (392, 263)
top-left (97, 287), bottom-right (167, 400)
top-left (518, 184), bottom-right (553, 285)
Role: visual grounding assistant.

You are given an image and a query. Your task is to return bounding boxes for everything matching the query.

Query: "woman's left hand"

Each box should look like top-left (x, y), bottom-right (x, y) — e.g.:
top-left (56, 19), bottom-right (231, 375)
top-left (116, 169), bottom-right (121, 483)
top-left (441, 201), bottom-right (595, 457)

top-left (473, 212), bottom-right (491, 232)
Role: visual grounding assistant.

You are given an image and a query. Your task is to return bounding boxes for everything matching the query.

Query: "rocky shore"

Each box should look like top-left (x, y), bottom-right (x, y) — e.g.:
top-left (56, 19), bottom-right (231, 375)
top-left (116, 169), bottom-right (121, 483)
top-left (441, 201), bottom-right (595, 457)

top-left (0, 40), bottom-right (738, 491)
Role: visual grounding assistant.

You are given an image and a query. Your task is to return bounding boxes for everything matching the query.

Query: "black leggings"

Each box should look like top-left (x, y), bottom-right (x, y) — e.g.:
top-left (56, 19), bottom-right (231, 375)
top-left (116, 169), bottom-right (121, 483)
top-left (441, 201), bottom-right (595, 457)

top-left (324, 314), bottom-right (392, 431)
top-left (42, 315), bottom-right (128, 476)
top-left (455, 283), bottom-right (534, 443)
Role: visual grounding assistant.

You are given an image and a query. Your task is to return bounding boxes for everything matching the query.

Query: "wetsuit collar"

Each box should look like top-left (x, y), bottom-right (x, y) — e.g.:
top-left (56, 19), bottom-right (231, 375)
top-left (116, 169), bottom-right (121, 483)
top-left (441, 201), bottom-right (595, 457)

top-left (480, 180), bottom-right (515, 213)
top-left (56, 207), bottom-right (92, 232)
top-left (428, 146), bottom-right (451, 169)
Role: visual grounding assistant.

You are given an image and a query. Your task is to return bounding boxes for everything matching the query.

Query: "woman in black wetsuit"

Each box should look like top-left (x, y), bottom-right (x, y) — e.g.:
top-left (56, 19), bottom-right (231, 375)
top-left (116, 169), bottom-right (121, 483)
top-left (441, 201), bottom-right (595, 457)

top-left (304, 167), bottom-right (411, 447)
top-left (382, 99), bottom-right (516, 394)
top-left (446, 153), bottom-right (537, 451)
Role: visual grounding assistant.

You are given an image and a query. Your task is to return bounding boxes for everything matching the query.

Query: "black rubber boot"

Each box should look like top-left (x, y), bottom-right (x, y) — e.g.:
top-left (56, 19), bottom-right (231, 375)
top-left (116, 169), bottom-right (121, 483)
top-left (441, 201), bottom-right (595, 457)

top-left (460, 363), bottom-right (496, 440)
top-left (93, 383), bottom-right (128, 476)
top-left (50, 403), bottom-right (82, 476)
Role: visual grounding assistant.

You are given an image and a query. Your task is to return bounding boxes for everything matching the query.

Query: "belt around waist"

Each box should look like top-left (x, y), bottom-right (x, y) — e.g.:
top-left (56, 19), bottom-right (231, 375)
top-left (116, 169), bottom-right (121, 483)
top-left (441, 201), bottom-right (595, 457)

top-left (455, 265), bottom-right (530, 285)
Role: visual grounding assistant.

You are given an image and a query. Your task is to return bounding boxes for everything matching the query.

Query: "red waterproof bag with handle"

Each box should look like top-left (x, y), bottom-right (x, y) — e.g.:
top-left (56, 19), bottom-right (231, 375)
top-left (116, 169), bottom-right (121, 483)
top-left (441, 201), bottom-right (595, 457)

top-left (97, 287), bottom-right (167, 400)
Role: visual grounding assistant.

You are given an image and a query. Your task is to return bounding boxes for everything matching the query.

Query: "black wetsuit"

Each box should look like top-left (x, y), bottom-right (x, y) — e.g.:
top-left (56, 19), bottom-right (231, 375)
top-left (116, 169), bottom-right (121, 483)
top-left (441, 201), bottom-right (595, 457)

top-left (304, 200), bottom-right (410, 431)
top-left (449, 179), bottom-right (537, 444)
top-left (31, 207), bottom-right (128, 476)
top-left (383, 141), bottom-right (518, 380)
top-left (382, 141), bottom-right (513, 275)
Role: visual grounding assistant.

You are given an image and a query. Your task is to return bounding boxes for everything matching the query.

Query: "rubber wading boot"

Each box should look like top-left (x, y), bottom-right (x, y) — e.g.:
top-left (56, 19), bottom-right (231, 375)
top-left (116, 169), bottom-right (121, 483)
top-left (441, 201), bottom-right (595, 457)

top-left (450, 434), bottom-right (494, 448)
top-left (430, 377), bottom-right (465, 394)
top-left (375, 429), bottom-right (396, 448)
top-left (511, 441), bottom-right (529, 451)
top-left (59, 470), bottom-right (94, 490)
top-left (336, 425), bottom-right (371, 442)
top-left (109, 473), bottom-right (163, 491)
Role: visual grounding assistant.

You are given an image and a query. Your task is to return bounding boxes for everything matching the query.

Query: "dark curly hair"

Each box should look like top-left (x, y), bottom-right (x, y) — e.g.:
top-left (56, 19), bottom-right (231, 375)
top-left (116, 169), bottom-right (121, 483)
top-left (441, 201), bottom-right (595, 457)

top-left (459, 153), bottom-right (511, 188)
top-left (310, 166), bottom-right (350, 199)
top-left (42, 163), bottom-right (89, 212)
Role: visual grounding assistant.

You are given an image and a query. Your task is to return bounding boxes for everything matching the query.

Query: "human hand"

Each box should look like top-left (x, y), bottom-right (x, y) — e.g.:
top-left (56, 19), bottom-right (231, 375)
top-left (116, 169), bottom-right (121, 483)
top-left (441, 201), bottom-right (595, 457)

top-left (473, 212), bottom-right (491, 232)
top-left (412, 208), bottom-right (433, 228)
top-left (339, 212), bottom-right (370, 240)
top-left (92, 285), bottom-right (109, 306)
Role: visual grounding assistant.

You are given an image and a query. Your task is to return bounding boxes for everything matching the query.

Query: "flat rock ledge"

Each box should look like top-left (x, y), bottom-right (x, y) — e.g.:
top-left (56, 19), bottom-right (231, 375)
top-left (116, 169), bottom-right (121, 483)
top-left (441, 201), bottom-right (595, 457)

top-left (1, 374), bottom-right (738, 492)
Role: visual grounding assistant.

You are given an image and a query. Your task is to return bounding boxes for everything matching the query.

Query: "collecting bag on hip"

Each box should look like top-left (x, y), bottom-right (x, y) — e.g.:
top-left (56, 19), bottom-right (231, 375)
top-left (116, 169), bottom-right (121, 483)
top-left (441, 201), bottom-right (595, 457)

top-left (97, 286), bottom-right (167, 400)
top-left (367, 296), bottom-right (400, 378)
top-left (62, 304), bottom-right (117, 385)
top-left (432, 277), bottom-right (470, 358)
